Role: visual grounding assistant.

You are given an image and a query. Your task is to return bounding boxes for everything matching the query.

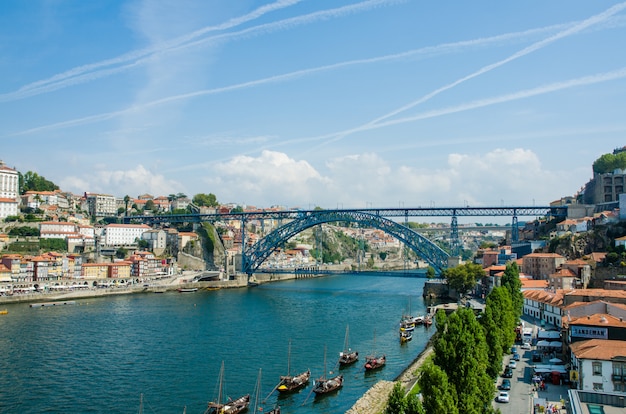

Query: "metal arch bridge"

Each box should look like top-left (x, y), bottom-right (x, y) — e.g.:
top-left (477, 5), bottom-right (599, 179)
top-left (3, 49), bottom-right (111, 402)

top-left (124, 205), bottom-right (566, 276)
top-left (243, 210), bottom-right (450, 275)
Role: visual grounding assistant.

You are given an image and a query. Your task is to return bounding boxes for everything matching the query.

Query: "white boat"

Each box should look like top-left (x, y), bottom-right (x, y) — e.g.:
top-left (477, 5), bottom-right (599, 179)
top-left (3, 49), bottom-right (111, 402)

top-left (338, 324), bottom-right (358, 367)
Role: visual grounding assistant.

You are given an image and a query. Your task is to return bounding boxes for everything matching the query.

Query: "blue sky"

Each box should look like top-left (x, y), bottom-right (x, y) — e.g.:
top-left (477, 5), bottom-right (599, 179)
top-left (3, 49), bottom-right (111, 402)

top-left (1, 0), bottom-right (626, 212)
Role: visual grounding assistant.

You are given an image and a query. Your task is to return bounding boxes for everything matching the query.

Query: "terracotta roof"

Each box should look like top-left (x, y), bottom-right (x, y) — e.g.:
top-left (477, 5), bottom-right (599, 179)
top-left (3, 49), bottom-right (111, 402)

top-left (589, 252), bottom-right (607, 262)
top-left (523, 253), bottom-right (566, 258)
top-left (105, 224), bottom-right (151, 229)
top-left (570, 339), bottom-right (626, 361)
top-left (550, 268), bottom-right (577, 278)
top-left (568, 313), bottom-right (626, 328)
top-left (521, 279), bottom-right (549, 289)
top-left (0, 198), bottom-right (18, 203)
top-left (523, 289), bottom-right (565, 307)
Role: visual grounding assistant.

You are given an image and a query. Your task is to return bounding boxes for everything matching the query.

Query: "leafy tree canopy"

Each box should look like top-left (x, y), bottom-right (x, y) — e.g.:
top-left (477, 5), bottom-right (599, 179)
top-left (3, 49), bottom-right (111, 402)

top-left (593, 150), bottom-right (626, 174)
top-left (19, 171), bottom-right (59, 194)
top-left (501, 261), bottom-right (523, 319)
top-left (193, 193), bottom-right (219, 207)
top-left (443, 262), bottom-right (485, 297)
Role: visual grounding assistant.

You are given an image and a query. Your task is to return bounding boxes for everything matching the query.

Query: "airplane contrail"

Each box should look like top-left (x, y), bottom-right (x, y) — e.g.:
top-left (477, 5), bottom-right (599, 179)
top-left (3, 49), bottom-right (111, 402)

top-left (1, 20), bottom-right (579, 137)
top-left (11, 0), bottom-right (302, 94)
top-left (0, 0), bottom-right (404, 103)
top-left (313, 67), bottom-right (626, 139)
top-left (364, 1), bottom-right (626, 127)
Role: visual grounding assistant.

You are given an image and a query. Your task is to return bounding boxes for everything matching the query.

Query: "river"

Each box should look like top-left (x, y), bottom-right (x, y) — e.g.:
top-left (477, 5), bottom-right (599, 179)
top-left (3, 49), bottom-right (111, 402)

top-left (0, 274), bottom-right (434, 414)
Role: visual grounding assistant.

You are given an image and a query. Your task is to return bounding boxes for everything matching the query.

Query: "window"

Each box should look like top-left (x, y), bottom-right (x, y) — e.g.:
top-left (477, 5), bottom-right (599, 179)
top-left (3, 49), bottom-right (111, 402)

top-left (592, 362), bottom-right (602, 376)
top-left (593, 383), bottom-right (604, 391)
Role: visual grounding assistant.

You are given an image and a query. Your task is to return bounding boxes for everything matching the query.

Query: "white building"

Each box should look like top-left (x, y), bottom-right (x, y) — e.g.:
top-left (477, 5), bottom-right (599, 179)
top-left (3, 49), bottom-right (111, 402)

top-left (85, 192), bottom-right (117, 218)
top-left (104, 224), bottom-right (152, 246)
top-left (39, 221), bottom-right (79, 239)
top-left (0, 161), bottom-right (19, 220)
top-left (570, 339), bottom-right (626, 393)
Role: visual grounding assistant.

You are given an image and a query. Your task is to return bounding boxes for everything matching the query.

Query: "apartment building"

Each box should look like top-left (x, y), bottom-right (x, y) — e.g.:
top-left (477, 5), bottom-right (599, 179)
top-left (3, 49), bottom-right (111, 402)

top-left (85, 192), bottom-right (117, 218)
top-left (0, 161), bottom-right (19, 219)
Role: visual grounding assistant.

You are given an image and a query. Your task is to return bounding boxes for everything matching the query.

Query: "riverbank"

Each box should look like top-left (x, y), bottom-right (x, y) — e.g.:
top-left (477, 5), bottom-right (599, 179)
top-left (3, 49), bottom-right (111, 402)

top-left (346, 337), bottom-right (435, 414)
top-left (0, 271), bottom-right (310, 305)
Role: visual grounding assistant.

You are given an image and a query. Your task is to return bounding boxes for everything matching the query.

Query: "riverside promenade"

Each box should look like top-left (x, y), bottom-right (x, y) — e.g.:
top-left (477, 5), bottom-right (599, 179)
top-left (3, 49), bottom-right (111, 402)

top-left (347, 342), bottom-right (434, 414)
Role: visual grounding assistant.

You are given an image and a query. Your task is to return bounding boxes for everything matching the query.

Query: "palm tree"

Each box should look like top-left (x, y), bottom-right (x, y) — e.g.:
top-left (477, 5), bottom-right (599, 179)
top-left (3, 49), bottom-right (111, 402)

top-left (123, 195), bottom-right (131, 217)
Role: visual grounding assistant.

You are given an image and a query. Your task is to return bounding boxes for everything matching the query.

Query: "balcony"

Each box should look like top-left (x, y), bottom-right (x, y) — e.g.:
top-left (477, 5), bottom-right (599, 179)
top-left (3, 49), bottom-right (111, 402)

top-left (612, 374), bottom-right (623, 382)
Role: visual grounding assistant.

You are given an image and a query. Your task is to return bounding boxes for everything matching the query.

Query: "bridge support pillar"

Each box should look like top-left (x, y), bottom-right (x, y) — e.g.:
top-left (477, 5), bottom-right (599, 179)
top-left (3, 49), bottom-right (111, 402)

top-left (511, 214), bottom-right (519, 243)
top-left (450, 215), bottom-right (460, 257)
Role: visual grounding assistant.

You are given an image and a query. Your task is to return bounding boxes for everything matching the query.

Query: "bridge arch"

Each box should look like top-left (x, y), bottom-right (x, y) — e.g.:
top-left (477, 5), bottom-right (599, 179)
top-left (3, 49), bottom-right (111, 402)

top-left (243, 210), bottom-right (450, 275)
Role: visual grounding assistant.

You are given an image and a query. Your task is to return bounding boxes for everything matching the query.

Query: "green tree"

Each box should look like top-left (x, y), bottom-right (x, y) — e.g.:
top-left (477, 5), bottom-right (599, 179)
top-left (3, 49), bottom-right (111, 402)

top-left (123, 195), bottom-right (131, 216)
top-left (231, 205), bottom-right (244, 213)
top-left (144, 199), bottom-right (155, 212)
top-left (443, 262), bottom-right (485, 297)
top-left (418, 361), bottom-right (458, 414)
top-left (501, 262), bottom-right (523, 320)
top-left (193, 193), bottom-right (218, 207)
top-left (433, 308), bottom-right (494, 413)
top-left (426, 266), bottom-right (436, 279)
top-left (405, 392), bottom-right (425, 414)
top-left (480, 304), bottom-right (504, 378)
top-left (19, 171), bottom-right (59, 194)
top-left (379, 252), bottom-right (387, 261)
top-left (486, 286), bottom-right (516, 354)
top-left (385, 382), bottom-right (408, 414)
top-left (115, 247), bottom-right (127, 259)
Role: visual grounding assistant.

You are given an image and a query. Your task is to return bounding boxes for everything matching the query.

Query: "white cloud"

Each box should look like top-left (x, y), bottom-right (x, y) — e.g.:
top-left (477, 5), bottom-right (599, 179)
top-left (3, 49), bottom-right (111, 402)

top-left (62, 165), bottom-right (182, 197)
top-left (205, 150), bottom-right (330, 206)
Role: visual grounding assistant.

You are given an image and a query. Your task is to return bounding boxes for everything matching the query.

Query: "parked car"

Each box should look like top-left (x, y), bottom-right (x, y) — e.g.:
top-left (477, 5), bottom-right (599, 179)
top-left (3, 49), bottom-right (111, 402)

top-left (513, 352), bottom-right (520, 361)
top-left (508, 360), bottom-right (517, 369)
top-left (511, 346), bottom-right (517, 354)
top-left (499, 379), bottom-right (511, 390)
top-left (522, 342), bottom-right (532, 350)
top-left (502, 367), bottom-right (513, 378)
top-left (496, 391), bottom-right (510, 403)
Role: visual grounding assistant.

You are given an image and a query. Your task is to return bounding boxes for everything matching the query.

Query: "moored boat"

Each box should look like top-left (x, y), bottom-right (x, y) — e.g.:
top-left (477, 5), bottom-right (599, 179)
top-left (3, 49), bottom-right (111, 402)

top-left (364, 355), bottom-right (386, 370)
top-left (338, 324), bottom-right (358, 367)
top-left (276, 340), bottom-right (310, 393)
top-left (205, 361), bottom-right (250, 414)
top-left (364, 330), bottom-right (386, 371)
top-left (399, 330), bottom-right (412, 343)
top-left (313, 345), bottom-right (343, 396)
top-left (177, 287), bottom-right (198, 293)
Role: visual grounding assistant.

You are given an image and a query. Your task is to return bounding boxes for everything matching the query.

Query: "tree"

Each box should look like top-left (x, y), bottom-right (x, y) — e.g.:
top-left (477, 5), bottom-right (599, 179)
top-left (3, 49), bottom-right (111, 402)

top-left (193, 193), bottom-right (218, 207)
top-left (480, 304), bottom-right (504, 378)
top-left (19, 171), bottom-right (59, 194)
top-left (144, 199), bottom-right (155, 212)
top-left (379, 252), bottom-right (387, 261)
top-left (433, 308), bottom-right (494, 413)
top-left (123, 195), bottom-right (131, 216)
top-left (501, 262), bottom-right (523, 319)
top-left (385, 382), bottom-right (408, 414)
top-left (115, 247), bottom-right (127, 259)
top-left (426, 266), bottom-right (436, 279)
top-left (443, 262), bottom-right (485, 297)
top-left (485, 286), bottom-right (516, 354)
top-left (418, 361), bottom-right (458, 414)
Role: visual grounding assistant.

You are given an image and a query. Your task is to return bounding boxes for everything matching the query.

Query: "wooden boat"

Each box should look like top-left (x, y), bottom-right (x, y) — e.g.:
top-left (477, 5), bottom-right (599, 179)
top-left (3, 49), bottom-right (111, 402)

top-left (276, 340), bottom-right (310, 393)
top-left (364, 355), bottom-right (386, 370)
top-left (338, 324), bottom-right (358, 367)
top-left (364, 330), bottom-right (386, 371)
top-left (423, 315), bottom-right (433, 327)
top-left (0, 309), bottom-right (8, 315)
top-left (252, 368), bottom-right (280, 414)
top-left (313, 345), bottom-right (343, 395)
top-left (205, 361), bottom-right (250, 414)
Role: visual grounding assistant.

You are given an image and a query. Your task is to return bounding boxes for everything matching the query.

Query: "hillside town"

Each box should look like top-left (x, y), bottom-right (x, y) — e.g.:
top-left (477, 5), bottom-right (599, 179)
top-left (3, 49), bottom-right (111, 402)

top-left (3, 148), bottom-right (626, 411)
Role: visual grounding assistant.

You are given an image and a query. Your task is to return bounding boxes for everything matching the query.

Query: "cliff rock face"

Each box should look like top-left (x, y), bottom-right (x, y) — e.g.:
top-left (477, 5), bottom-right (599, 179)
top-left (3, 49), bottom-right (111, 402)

top-left (551, 230), bottom-right (610, 259)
